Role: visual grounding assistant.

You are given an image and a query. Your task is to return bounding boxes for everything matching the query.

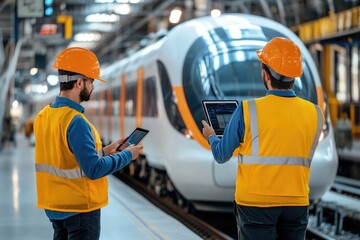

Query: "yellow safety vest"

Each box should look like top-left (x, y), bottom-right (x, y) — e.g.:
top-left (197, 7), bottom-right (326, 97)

top-left (34, 105), bottom-right (108, 212)
top-left (236, 95), bottom-right (323, 207)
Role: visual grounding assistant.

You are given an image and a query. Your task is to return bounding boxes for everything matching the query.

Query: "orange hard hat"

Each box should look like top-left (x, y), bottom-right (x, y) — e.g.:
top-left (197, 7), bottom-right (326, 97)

top-left (52, 47), bottom-right (106, 82)
top-left (256, 37), bottom-right (303, 78)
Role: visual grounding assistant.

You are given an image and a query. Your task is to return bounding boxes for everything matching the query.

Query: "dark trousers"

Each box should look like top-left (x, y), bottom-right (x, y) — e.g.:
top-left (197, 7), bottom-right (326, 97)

top-left (50, 209), bottom-right (101, 240)
top-left (233, 203), bottom-right (308, 240)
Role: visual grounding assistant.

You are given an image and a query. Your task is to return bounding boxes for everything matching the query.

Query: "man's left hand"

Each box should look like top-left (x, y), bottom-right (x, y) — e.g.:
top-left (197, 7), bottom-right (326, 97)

top-left (103, 138), bottom-right (127, 156)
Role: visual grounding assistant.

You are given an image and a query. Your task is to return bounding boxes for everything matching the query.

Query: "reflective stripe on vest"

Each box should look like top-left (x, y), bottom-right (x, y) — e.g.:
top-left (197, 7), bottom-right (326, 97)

top-left (36, 164), bottom-right (86, 179)
top-left (240, 100), bottom-right (323, 167)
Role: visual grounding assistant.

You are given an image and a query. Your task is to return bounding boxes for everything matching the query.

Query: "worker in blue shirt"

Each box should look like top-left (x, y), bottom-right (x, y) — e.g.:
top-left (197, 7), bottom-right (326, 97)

top-left (34, 47), bottom-right (143, 240)
top-left (202, 37), bottom-right (323, 240)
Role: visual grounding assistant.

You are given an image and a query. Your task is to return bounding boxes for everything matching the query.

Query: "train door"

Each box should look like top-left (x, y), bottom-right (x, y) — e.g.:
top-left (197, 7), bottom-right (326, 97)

top-left (98, 83), bottom-right (105, 139)
top-left (123, 68), bottom-right (138, 136)
top-left (120, 74), bottom-right (126, 138)
top-left (136, 67), bottom-right (144, 128)
top-left (106, 79), bottom-right (113, 144)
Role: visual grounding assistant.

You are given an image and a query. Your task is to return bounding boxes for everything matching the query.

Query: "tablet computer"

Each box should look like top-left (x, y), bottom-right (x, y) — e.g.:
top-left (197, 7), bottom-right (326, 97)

top-left (117, 127), bottom-right (149, 151)
top-left (202, 100), bottom-right (238, 137)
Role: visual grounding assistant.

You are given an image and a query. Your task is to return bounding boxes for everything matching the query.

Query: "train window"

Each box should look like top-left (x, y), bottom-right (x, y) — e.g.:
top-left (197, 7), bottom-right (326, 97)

top-left (157, 60), bottom-right (187, 134)
top-left (112, 86), bottom-right (120, 116)
top-left (142, 77), bottom-right (158, 117)
top-left (104, 89), bottom-right (108, 115)
top-left (125, 82), bottom-right (137, 116)
top-left (293, 63), bottom-right (317, 103)
top-left (183, 26), bottom-right (318, 132)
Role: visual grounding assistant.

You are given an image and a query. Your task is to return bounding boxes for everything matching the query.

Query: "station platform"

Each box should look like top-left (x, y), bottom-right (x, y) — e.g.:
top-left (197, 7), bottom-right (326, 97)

top-left (0, 135), bottom-right (201, 240)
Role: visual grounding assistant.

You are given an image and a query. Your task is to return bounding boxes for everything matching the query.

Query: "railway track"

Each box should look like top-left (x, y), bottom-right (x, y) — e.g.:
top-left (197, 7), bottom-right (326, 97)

top-left (305, 176), bottom-right (360, 240)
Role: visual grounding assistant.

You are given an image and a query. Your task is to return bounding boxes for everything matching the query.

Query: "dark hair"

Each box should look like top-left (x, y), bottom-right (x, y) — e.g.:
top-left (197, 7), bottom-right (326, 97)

top-left (59, 69), bottom-right (78, 91)
top-left (262, 64), bottom-right (294, 90)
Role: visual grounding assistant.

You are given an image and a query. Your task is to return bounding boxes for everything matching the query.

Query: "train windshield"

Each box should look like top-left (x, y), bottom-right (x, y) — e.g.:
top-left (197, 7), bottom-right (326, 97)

top-left (183, 27), bottom-right (317, 131)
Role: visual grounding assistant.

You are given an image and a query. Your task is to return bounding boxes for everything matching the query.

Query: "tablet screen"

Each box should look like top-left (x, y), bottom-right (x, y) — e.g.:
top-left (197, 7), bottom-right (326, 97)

top-left (202, 100), bottom-right (238, 137)
top-left (117, 128), bottom-right (149, 151)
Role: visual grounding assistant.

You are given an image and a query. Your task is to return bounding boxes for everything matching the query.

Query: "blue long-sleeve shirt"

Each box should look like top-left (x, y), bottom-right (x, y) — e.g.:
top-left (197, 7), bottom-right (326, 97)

top-left (208, 90), bottom-right (296, 163)
top-left (45, 96), bottom-right (132, 220)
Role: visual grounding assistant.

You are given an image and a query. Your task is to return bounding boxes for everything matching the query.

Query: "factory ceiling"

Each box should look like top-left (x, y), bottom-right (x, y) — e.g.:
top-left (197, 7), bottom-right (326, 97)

top-left (0, 0), bottom-right (359, 93)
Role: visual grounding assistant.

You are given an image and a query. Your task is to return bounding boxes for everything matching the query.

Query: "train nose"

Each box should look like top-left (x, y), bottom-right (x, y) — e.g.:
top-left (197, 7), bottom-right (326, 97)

top-left (309, 127), bottom-right (338, 201)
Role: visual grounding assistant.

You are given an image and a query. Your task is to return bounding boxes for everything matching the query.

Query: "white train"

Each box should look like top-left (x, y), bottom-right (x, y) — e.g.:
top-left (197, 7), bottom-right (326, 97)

top-left (32, 14), bottom-right (338, 211)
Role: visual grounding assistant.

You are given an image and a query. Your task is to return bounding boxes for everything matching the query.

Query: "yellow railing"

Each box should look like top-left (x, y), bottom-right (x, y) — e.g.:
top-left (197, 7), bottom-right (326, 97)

top-left (328, 98), bottom-right (360, 138)
top-left (298, 6), bottom-right (360, 43)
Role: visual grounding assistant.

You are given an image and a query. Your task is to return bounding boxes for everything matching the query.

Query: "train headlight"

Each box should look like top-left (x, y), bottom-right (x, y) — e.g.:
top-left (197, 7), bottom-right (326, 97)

top-left (319, 105), bottom-right (330, 142)
top-left (319, 122), bottom-right (329, 142)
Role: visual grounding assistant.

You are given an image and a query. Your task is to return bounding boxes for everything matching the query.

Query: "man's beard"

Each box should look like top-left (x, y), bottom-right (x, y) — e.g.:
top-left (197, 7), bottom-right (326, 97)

top-left (80, 87), bottom-right (92, 102)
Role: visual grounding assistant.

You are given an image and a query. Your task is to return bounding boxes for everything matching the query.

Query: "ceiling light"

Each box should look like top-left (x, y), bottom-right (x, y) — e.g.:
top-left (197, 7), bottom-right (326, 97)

top-left (169, 9), bottom-right (182, 24)
top-left (47, 75), bottom-right (59, 86)
top-left (74, 32), bottom-right (102, 42)
top-left (12, 100), bottom-right (19, 109)
top-left (86, 14), bottom-right (120, 23)
top-left (114, 4), bottom-right (131, 15)
top-left (95, 0), bottom-right (114, 3)
top-left (211, 9), bottom-right (221, 17)
top-left (30, 68), bottom-right (38, 76)
top-left (68, 41), bottom-right (98, 50)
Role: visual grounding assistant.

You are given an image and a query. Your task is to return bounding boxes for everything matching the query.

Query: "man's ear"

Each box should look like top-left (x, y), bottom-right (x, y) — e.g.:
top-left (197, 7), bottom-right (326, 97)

top-left (263, 69), bottom-right (271, 82)
top-left (75, 78), bottom-right (83, 88)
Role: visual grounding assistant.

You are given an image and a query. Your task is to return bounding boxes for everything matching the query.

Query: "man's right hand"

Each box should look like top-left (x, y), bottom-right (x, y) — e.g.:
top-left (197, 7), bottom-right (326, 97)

top-left (201, 120), bottom-right (215, 140)
top-left (126, 144), bottom-right (143, 160)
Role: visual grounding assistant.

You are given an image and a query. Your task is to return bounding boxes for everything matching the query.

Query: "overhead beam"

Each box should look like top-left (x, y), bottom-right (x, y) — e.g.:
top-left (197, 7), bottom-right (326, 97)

top-left (259, 0), bottom-right (273, 19)
top-left (276, 0), bottom-right (286, 25)
top-left (96, 0), bottom-right (177, 59)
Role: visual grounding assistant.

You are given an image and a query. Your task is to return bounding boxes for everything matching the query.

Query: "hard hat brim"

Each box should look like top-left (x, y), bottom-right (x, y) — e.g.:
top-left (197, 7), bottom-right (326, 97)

top-left (256, 49), bottom-right (267, 64)
top-left (96, 78), bottom-right (106, 83)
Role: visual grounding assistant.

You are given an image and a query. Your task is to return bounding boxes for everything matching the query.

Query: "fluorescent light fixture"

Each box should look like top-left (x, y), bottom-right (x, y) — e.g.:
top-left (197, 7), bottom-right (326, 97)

top-left (114, 4), bottom-right (131, 15)
top-left (86, 14), bottom-right (120, 23)
top-left (95, 0), bottom-right (114, 3)
top-left (67, 41), bottom-right (98, 50)
top-left (74, 32), bottom-right (102, 42)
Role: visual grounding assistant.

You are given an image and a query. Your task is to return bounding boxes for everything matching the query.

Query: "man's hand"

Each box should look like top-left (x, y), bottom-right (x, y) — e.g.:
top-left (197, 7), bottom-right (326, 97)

top-left (103, 138), bottom-right (127, 156)
top-left (125, 144), bottom-right (143, 160)
top-left (201, 120), bottom-right (215, 140)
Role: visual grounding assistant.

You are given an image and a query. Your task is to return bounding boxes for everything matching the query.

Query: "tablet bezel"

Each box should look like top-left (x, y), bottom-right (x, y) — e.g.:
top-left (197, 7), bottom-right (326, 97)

top-left (202, 100), bottom-right (238, 137)
top-left (116, 127), bottom-right (149, 151)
